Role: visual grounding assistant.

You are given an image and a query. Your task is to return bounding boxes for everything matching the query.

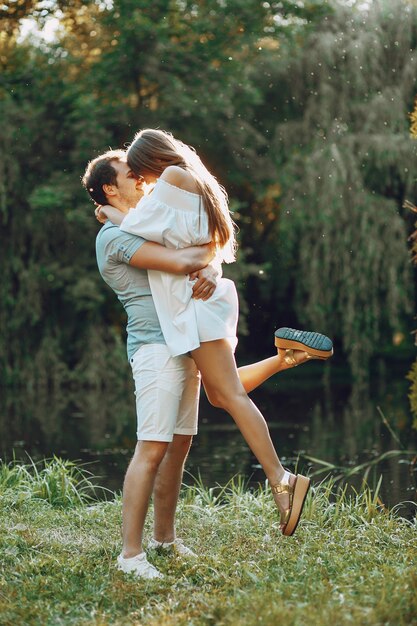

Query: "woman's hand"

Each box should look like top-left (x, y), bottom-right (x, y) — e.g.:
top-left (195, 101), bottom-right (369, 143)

top-left (199, 241), bottom-right (217, 266)
top-left (94, 204), bottom-right (108, 224)
top-left (190, 264), bottom-right (218, 300)
top-left (95, 204), bottom-right (125, 226)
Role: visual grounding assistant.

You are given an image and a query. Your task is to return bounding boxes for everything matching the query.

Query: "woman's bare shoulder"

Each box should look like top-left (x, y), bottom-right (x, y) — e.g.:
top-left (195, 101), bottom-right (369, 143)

top-left (160, 166), bottom-right (199, 193)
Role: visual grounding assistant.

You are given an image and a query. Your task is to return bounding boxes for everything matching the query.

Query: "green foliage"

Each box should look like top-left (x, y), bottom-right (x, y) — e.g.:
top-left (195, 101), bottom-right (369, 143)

top-left (406, 91), bottom-right (417, 426)
top-left (407, 358), bottom-right (417, 429)
top-left (281, 145), bottom-right (411, 378)
top-left (248, 0), bottom-right (417, 378)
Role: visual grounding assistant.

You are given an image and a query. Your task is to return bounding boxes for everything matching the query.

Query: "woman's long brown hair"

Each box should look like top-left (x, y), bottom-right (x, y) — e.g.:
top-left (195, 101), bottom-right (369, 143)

top-left (127, 129), bottom-right (237, 262)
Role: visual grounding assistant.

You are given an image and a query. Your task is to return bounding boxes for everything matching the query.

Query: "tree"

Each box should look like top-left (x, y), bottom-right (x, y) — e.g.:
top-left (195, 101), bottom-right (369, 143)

top-left (407, 94), bottom-right (417, 427)
top-left (241, 0), bottom-right (416, 379)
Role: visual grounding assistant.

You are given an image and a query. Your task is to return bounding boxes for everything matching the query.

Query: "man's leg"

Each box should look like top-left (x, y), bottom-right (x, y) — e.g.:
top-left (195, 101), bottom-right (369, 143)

top-left (119, 344), bottom-right (187, 574)
top-left (153, 434), bottom-right (193, 543)
top-left (152, 355), bottom-right (200, 547)
top-left (121, 440), bottom-right (168, 558)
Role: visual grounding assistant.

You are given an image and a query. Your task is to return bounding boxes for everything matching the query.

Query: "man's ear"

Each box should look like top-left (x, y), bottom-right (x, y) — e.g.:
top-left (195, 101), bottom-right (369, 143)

top-left (103, 183), bottom-right (116, 197)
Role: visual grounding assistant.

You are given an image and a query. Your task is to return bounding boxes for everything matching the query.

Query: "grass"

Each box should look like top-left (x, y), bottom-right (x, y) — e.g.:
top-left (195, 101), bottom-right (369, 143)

top-left (0, 456), bottom-right (109, 508)
top-left (0, 459), bottom-right (416, 626)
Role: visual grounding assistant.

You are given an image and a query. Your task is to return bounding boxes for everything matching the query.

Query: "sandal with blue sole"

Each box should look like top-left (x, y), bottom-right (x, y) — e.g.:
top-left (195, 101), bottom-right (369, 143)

top-left (274, 327), bottom-right (333, 361)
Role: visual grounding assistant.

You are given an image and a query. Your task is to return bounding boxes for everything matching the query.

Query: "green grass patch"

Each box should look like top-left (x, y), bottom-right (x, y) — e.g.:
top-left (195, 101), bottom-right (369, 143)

top-left (0, 460), bottom-right (416, 626)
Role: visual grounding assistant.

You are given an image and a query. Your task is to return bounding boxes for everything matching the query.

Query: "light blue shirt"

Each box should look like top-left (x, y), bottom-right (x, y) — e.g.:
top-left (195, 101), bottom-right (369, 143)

top-left (95, 221), bottom-right (165, 360)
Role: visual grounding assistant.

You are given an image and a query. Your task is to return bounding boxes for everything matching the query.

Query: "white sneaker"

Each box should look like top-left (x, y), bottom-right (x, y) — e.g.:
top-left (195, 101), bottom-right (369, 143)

top-left (148, 537), bottom-right (197, 558)
top-left (116, 552), bottom-right (163, 579)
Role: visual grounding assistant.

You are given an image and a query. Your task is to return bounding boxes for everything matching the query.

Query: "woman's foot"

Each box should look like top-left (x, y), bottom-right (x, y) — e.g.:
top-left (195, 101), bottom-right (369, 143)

top-left (271, 471), bottom-right (311, 536)
top-left (276, 348), bottom-right (312, 371)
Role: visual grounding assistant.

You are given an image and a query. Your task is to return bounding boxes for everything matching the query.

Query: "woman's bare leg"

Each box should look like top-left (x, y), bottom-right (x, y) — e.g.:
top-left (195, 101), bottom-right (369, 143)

top-left (237, 349), bottom-right (309, 393)
top-left (191, 340), bottom-right (296, 517)
top-left (151, 352), bottom-right (304, 543)
top-left (150, 349), bottom-right (305, 538)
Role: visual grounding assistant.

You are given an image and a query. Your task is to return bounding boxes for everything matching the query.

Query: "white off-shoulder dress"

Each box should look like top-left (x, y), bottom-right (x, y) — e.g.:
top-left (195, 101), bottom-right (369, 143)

top-left (119, 178), bottom-right (239, 357)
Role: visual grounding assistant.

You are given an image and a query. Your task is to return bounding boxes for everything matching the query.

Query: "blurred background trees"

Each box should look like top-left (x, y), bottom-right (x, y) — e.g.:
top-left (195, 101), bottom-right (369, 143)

top-left (1, 0), bottom-right (416, 390)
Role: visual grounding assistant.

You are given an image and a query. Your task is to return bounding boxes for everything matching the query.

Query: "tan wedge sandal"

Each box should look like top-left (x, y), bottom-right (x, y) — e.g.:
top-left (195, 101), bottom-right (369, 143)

top-left (271, 471), bottom-right (311, 537)
top-left (275, 328), bottom-right (333, 361)
top-left (282, 348), bottom-right (323, 368)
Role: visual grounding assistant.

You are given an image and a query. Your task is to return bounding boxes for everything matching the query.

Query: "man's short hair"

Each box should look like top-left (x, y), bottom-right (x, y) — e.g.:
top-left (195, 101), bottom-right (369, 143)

top-left (82, 149), bottom-right (126, 205)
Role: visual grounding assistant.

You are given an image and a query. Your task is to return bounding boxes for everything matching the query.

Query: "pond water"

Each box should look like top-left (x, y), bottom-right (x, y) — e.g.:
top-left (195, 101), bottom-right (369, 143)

top-left (1, 356), bottom-right (416, 518)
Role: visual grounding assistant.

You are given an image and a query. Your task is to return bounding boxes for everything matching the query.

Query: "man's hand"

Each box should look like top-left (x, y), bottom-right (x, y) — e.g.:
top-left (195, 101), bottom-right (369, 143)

top-left (190, 265), bottom-right (218, 300)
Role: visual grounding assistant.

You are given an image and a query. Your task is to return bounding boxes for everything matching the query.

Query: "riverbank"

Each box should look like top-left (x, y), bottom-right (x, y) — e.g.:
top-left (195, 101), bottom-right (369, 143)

top-left (0, 459), bottom-right (416, 626)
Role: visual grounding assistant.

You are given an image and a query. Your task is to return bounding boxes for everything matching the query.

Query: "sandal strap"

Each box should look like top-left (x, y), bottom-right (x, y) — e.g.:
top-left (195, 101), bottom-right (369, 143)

top-left (281, 507), bottom-right (291, 526)
top-left (271, 470), bottom-right (293, 495)
top-left (283, 349), bottom-right (298, 367)
top-left (271, 471), bottom-right (295, 529)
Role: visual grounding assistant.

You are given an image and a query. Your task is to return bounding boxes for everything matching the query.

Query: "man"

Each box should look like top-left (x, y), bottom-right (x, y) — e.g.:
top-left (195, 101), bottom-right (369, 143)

top-left (82, 150), bottom-right (327, 579)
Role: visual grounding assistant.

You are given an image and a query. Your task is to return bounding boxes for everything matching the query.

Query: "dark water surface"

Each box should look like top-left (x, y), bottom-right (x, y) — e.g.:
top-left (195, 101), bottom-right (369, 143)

top-left (1, 357), bottom-right (416, 517)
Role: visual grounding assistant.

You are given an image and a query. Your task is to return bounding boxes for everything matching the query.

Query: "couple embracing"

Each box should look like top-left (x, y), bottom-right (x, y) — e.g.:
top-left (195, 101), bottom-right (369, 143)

top-left (82, 129), bottom-right (333, 580)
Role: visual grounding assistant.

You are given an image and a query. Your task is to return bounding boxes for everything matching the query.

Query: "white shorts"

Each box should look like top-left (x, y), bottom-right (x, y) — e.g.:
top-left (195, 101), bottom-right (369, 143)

top-left (130, 344), bottom-right (201, 442)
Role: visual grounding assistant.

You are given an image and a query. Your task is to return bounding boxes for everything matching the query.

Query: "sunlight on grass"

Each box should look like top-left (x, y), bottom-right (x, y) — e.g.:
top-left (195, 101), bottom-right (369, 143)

top-left (0, 459), bottom-right (416, 626)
